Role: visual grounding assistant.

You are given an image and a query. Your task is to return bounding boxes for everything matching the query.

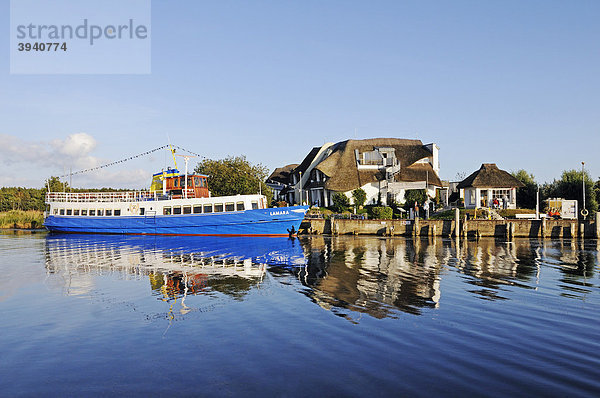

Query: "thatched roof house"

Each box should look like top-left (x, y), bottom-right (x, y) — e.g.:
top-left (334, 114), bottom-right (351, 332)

top-left (313, 139), bottom-right (442, 192)
top-left (457, 163), bottom-right (524, 209)
top-left (285, 138), bottom-right (442, 206)
top-left (457, 163), bottom-right (524, 189)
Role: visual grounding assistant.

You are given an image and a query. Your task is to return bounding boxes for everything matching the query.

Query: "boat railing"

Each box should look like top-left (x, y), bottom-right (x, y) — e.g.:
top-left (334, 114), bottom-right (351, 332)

top-left (46, 191), bottom-right (159, 203)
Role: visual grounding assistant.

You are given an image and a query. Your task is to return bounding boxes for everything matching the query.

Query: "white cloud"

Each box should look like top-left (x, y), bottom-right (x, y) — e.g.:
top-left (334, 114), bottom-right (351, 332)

top-left (0, 133), bottom-right (154, 188)
top-left (0, 132), bottom-right (101, 170)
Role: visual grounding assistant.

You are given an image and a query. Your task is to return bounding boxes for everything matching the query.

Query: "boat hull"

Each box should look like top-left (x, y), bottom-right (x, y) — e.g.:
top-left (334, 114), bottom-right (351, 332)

top-left (44, 206), bottom-right (308, 236)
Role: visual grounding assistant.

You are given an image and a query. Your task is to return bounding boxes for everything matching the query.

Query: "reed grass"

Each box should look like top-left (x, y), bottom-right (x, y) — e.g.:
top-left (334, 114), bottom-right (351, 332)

top-left (0, 210), bottom-right (45, 229)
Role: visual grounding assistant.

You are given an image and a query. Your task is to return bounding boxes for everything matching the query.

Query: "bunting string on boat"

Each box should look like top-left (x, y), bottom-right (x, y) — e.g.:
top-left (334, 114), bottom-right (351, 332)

top-left (58, 144), bottom-right (207, 178)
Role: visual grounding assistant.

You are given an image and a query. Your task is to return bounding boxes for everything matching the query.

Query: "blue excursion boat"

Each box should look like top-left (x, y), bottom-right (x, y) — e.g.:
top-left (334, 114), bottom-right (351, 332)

top-left (44, 167), bottom-right (308, 236)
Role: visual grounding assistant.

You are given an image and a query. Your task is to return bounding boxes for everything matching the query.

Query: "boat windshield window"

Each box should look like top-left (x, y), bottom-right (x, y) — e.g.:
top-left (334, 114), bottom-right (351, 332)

top-left (163, 207), bottom-right (171, 215)
top-left (203, 204), bottom-right (212, 213)
top-left (225, 203), bottom-right (234, 212)
top-left (237, 202), bottom-right (245, 211)
top-left (194, 177), bottom-right (200, 187)
top-left (214, 203), bottom-right (223, 212)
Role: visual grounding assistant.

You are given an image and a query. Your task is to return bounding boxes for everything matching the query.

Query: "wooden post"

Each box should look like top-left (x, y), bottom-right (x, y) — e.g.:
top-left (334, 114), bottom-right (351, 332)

top-left (580, 223), bottom-right (585, 239)
top-left (454, 208), bottom-right (460, 237)
top-left (541, 217), bottom-right (546, 239)
top-left (414, 218), bottom-right (419, 236)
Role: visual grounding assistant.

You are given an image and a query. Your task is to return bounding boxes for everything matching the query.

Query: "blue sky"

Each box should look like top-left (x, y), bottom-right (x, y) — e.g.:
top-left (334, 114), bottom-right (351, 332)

top-left (1, 0), bottom-right (599, 188)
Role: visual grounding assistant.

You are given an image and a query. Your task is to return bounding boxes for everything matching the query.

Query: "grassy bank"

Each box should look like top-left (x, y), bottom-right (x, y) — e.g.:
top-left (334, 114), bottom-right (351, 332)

top-left (0, 210), bottom-right (45, 229)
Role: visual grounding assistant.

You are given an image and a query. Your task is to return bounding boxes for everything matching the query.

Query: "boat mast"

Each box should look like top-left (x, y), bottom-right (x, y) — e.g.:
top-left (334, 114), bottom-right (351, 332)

top-left (177, 155), bottom-right (196, 199)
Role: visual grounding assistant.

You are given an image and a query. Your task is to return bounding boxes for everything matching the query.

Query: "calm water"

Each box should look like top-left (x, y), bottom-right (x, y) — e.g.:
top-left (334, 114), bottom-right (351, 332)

top-left (1, 231), bottom-right (599, 397)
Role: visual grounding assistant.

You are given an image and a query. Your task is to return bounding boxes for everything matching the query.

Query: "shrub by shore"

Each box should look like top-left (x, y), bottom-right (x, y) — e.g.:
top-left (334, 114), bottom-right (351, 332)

top-left (0, 210), bottom-right (45, 229)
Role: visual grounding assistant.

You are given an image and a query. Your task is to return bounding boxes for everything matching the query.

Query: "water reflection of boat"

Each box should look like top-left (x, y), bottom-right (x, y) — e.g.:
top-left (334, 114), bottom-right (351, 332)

top-left (44, 233), bottom-right (306, 300)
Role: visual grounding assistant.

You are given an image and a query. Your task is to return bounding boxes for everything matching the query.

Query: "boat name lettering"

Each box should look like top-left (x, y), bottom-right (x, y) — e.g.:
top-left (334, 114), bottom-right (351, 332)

top-left (269, 210), bottom-right (289, 216)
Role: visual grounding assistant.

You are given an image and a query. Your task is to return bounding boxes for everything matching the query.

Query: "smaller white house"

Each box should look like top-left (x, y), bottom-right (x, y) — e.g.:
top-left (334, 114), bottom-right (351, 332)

top-left (457, 163), bottom-right (524, 209)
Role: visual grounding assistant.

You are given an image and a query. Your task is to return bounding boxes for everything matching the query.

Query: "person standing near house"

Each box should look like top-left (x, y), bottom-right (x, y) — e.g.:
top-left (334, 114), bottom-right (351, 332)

top-left (424, 197), bottom-right (431, 219)
top-left (414, 201), bottom-right (419, 219)
top-left (502, 195), bottom-right (508, 210)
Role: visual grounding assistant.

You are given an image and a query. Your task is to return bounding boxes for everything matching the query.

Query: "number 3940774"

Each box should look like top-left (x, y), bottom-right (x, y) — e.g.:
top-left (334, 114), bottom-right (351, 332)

top-left (17, 42), bottom-right (67, 51)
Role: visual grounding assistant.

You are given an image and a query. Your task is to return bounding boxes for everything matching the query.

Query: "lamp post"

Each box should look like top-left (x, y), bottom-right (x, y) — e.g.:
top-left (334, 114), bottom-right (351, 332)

top-left (582, 162), bottom-right (586, 220)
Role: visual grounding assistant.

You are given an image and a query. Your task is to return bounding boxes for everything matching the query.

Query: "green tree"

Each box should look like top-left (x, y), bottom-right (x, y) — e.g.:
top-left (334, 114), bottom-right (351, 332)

top-left (44, 176), bottom-right (69, 192)
top-left (403, 189), bottom-right (427, 211)
top-left (194, 156), bottom-right (272, 204)
top-left (511, 169), bottom-right (538, 209)
top-left (352, 188), bottom-right (366, 208)
top-left (331, 192), bottom-right (350, 213)
top-left (544, 169), bottom-right (598, 214)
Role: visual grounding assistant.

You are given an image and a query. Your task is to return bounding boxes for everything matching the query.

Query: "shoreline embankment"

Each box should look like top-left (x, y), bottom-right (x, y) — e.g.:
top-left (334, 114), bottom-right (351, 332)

top-left (301, 211), bottom-right (600, 240)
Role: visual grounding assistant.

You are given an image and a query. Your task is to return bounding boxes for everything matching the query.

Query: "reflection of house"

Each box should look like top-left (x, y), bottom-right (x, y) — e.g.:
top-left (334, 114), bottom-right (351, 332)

top-left (272, 138), bottom-right (442, 207)
top-left (266, 164), bottom-right (298, 203)
top-left (457, 163), bottom-right (524, 209)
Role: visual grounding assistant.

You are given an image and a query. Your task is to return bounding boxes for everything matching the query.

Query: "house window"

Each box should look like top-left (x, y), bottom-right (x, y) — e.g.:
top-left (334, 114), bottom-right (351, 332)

top-left (492, 189), bottom-right (511, 201)
top-left (183, 206), bottom-right (191, 214)
top-left (236, 202), bottom-right (245, 211)
top-left (163, 207), bottom-right (172, 215)
top-left (225, 202), bottom-right (235, 212)
top-left (214, 203), bottom-right (224, 212)
top-left (203, 204), bottom-right (213, 213)
top-left (173, 206), bottom-right (182, 215)
top-left (193, 205), bottom-right (202, 214)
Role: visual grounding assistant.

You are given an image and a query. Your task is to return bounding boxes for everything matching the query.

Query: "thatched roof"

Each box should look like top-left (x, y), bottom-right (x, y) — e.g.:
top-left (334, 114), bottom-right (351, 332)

top-left (295, 147), bottom-right (321, 175)
top-left (267, 164), bottom-right (298, 184)
top-left (395, 163), bottom-right (442, 186)
top-left (456, 163), bottom-right (525, 189)
top-left (311, 138), bottom-right (440, 192)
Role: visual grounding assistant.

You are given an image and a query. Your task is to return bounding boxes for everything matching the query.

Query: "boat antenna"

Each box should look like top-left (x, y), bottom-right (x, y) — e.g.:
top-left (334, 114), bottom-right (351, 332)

top-left (167, 135), bottom-right (178, 171)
